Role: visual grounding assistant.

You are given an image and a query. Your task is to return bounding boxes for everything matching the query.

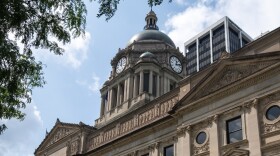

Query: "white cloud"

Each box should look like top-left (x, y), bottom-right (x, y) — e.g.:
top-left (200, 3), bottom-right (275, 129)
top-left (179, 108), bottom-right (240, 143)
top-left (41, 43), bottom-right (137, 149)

top-left (36, 31), bottom-right (91, 69)
top-left (76, 73), bottom-right (101, 93)
top-left (165, 0), bottom-right (280, 51)
top-left (0, 103), bottom-right (44, 156)
top-left (88, 73), bottom-right (101, 92)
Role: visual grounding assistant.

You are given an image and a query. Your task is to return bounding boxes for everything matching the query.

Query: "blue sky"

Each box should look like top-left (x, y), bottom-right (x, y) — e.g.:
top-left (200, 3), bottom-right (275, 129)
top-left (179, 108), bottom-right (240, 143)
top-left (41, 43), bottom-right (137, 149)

top-left (1, 0), bottom-right (280, 155)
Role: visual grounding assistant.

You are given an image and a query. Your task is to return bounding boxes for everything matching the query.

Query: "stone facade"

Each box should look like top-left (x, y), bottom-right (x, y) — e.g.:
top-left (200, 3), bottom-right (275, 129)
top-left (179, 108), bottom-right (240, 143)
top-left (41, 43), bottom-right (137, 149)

top-left (35, 11), bottom-right (280, 156)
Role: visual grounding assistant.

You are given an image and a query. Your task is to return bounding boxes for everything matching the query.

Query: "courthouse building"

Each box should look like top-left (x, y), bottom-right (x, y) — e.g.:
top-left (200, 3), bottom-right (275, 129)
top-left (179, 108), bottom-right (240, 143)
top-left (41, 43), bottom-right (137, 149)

top-left (35, 11), bottom-right (280, 156)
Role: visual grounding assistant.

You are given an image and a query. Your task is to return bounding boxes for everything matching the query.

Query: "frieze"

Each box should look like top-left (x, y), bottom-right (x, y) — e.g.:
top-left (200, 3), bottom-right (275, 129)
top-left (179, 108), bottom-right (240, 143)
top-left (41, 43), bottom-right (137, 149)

top-left (87, 95), bottom-right (179, 151)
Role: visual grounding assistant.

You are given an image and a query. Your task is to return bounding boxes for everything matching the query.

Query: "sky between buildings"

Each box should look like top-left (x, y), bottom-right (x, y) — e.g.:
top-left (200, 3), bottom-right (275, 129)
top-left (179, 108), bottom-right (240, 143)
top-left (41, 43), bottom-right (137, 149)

top-left (1, 0), bottom-right (280, 155)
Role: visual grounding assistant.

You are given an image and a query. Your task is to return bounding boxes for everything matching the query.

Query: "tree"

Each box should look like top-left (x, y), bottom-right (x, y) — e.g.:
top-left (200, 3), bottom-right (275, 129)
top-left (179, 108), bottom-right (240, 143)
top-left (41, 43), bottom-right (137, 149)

top-left (0, 0), bottom-right (171, 134)
top-left (0, 0), bottom-right (87, 134)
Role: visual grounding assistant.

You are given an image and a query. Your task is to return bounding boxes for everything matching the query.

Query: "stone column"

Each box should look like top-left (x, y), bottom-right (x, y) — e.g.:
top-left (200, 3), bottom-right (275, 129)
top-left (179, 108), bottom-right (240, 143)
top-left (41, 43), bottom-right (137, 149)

top-left (245, 99), bottom-right (261, 156)
top-left (209, 115), bottom-right (219, 156)
top-left (177, 125), bottom-right (191, 156)
top-left (127, 75), bottom-right (133, 100)
top-left (164, 77), bottom-right (168, 94)
top-left (116, 84), bottom-right (121, 106)
top-left (100, 96), bottom-right (105, 116)
top-left (133, 74), bottom-right (138, 97)
top-left (124, 79), bottom-right (127, 101)
top-left (139, 71), bottom-right (144, 94)
top-left (156, 75), bottom-right (160, 97)
top-left (108, 89), bottom-right (112, 111)
top-left (149, 70), bottom-right (153, 94)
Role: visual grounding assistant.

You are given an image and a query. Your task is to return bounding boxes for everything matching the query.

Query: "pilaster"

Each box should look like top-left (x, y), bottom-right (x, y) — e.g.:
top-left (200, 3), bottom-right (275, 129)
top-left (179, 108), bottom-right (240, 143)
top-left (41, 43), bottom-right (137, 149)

top-left (244, 99), bottom-right (261, 156)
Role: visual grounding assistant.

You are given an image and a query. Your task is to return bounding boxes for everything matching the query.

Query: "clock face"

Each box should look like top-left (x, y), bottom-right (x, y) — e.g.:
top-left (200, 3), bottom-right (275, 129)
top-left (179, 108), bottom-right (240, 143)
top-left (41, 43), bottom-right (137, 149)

top-left (170, 56), bottom-right (182, 73)
top-left (116, 57), bottom-right (127, 74)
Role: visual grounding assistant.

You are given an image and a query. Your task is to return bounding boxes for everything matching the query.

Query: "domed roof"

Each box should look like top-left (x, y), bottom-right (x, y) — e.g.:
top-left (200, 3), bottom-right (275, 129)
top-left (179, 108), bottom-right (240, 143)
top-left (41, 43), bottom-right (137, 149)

top-left (127, 30), bottom-right (176, 48)
top-left (126, 10), bottom-right (176, 48)
top-left (140, 51), bottom-right (156, 58)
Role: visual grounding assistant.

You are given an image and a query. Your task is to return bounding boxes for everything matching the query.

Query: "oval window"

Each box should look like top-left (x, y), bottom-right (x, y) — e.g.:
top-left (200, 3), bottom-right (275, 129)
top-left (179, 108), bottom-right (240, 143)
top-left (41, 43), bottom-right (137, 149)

top-left (196, 131), bottom-right (207, 144)
top-left (266, 105), bottom-right (280, 121)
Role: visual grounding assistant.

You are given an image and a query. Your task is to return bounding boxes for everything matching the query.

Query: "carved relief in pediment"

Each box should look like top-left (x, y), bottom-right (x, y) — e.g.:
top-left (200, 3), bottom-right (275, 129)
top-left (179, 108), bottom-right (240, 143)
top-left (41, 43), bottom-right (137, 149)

top-left (193, 62), bottom-right (276, 101)
top-left (46, 128), bottom-right (75, 147)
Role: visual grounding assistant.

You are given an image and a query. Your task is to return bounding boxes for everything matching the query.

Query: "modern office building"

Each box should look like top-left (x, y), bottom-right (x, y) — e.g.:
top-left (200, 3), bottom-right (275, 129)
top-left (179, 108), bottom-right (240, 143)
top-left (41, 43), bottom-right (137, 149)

top-left (185, 16), bottom-right (253, 75)
top-left (35, 11), bottom-right (280, 156)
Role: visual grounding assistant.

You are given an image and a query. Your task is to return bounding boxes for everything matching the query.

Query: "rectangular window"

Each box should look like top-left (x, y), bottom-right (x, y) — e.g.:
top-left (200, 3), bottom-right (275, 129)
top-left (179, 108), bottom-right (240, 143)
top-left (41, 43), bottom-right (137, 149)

top-left (164, 145), bottom-right (174, 156)
top-left (226, 116), bottom-right (243, 144)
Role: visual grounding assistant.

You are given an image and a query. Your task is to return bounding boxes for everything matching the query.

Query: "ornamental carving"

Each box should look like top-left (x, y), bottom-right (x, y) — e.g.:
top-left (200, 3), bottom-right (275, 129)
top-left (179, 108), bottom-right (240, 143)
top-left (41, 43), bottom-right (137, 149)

top-left (87, 95), bottom-right (179, 151)
top-left (193, 141), bottom-right (209, 155)
top-left (70, 138), bottom-right (80, 155)
top-left (177, 124), bottom-right (191, 136)
top-left (47, 128), bottom-right (72, 147)
top-left (258, 91), bottom-right (280, 134)
top-left (194, 63), bottom-right (275, 101)
top-left (264, 120), bottom-right (280, 133)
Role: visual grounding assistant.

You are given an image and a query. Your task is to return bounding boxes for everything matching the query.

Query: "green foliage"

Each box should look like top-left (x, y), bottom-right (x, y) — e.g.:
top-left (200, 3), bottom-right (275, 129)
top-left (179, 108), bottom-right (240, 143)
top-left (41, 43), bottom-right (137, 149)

top-left (94, 0), bottom-right (172, 20)
top-left (0, 0), bottom-right (87, 134)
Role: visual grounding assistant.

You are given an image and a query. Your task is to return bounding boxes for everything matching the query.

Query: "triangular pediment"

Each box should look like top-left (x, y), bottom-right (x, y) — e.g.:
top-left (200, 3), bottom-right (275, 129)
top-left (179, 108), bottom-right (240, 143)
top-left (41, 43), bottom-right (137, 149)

top-left (223, 148), bottom-right (249, 156)
top-left (36, 120), bottom-right (80, 152)
top-left (172, 52), bottom-right (280, 112)
top-left (191, 59), bottom-right (277, 102)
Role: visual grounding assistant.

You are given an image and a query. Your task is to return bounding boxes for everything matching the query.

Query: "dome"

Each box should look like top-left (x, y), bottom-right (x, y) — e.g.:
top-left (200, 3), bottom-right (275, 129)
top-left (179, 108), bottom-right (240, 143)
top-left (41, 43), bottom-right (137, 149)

top-left (126, 10), bottom-right (176, 48)
top-left (140, 51), bottom-right (156, 58)
top-left (127, 29), bottom-right (176, 48)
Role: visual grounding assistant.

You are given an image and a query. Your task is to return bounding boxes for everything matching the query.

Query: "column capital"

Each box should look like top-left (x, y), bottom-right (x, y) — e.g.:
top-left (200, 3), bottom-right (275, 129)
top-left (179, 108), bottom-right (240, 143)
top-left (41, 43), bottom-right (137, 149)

top-left (243, 98), bottom-right (258, 113)
top-left (177, 124), bottom-right (191, 136)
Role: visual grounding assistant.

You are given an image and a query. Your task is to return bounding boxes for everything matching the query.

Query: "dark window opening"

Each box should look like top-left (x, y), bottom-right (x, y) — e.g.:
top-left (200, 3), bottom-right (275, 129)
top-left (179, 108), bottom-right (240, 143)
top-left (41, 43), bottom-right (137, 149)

top-left (152, 75), bottom-right (157, 96)
top-left (143, 72), bottom-right (150, 93)
top-left (226, 116), bottom-right (242, 144)
top-left (164, 145), bottom-right (174, 156)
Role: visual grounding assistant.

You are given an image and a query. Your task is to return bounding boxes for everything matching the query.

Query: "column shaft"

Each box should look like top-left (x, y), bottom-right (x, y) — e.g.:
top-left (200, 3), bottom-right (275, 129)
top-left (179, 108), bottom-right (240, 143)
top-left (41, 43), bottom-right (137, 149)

top-left (116, 84), bottom-right (121, 106)
top-left (210, 118), bottom-right (220, 156)
top-left (139, 71), bottom-right (144, 94)
top-left (149, 71), bottom-right (153, 94)
top-left (133, 75), bottom-right (138, 97)
top-left (156, 75), bottom-right (160, 97)
top-left (247, 101), bottom-right (262, 156)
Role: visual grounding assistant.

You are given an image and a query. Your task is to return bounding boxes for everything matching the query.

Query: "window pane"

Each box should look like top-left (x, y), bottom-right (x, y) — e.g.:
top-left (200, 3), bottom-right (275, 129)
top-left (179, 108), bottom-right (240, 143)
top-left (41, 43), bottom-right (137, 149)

top-left (196, 132), bottom-right (207, 144)
top-left (164, 145), bottom-right (174, 156)
top-left (229, 130), bottom-right (243, 143)
top-left (227, 117), bottom-right (242, 133)
top-left (266, 105), bottom-right (280, 121)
